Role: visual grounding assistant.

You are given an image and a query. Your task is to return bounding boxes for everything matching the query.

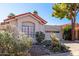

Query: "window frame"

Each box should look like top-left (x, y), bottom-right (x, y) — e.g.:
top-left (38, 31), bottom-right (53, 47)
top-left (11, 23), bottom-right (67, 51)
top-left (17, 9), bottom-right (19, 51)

top-left (22, 22), bottom-right (35, 38)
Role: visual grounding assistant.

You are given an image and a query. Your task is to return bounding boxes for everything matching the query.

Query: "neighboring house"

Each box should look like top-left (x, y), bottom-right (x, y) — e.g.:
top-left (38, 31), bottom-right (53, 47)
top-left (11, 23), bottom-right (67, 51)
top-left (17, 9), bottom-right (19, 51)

top-left (62, 23), bottom-right (79, 40)
top-left (0, 12), bottom-right (62, 43)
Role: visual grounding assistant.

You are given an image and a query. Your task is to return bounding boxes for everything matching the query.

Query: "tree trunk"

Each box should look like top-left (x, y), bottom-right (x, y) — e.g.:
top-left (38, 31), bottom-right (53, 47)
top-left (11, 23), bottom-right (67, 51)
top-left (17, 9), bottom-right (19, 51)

top-left (71, 19), bottom-right (75, 40)
top-left (72, 18), bottom-right (76, 40)
top-left (70, 6), bottom-right (75, 40)
top-left (73, 17), bottom-right (76, 40)
top-left (71, 3), bottom-right (76, 40)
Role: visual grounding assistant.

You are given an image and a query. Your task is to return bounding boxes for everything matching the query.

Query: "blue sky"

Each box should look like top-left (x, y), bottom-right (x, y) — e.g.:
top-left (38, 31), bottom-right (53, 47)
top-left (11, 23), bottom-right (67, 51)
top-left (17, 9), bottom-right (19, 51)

top-left (0, 3), bottom-right (79, 25)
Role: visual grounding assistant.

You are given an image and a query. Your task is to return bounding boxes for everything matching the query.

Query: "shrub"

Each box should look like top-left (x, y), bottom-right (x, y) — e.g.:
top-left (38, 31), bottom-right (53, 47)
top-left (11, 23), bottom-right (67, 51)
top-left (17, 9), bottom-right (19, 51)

top-left (42, 40), bottom-right (51, 48)
top-left (8, 13), bottom-right (15, 17)
top-left (5, 25), bottom-right (32, 49)
top-left (35, 31), bottom-right (45, 43)
top-left (60, 45), bottom-right (69, 53)
top-left (49, 33), bottom-right (69, 53)
top-left (50, 33), bottom-right (60, 46)
top-left (51, 46), bottom-right (61, 53)
top-left (49, 43), bottom-right (69, 53)
top-left (0, 31), bottom-right (32, 55)
top-left (63, 25), bottom-right (72, 40)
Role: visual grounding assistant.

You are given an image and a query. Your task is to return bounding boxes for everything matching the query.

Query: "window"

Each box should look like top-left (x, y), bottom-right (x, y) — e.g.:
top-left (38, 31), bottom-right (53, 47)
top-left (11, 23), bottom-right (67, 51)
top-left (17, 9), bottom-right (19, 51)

top-left (22, 22), bottom-right (35, 38)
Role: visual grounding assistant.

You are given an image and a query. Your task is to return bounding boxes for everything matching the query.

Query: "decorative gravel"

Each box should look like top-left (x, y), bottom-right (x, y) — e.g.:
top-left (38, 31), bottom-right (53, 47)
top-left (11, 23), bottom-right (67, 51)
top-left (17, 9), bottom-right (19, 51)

top-left (29, 45), bottom-right (51, 56)
top-left (29, 44), bottom-right (72, 56)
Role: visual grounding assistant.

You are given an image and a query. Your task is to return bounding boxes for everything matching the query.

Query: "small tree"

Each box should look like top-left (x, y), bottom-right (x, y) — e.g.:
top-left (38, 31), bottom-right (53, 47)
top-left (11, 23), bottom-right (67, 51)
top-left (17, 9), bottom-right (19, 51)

top-left (35, 31), bottom-right (45, 43)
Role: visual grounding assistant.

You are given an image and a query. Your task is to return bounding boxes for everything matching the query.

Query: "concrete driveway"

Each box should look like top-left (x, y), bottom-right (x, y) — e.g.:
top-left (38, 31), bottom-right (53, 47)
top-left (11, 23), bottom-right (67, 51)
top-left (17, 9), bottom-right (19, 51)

top-left (64, 43), bottom-right (79, 56)
top-left (50, 42), bottom-right (79, 56)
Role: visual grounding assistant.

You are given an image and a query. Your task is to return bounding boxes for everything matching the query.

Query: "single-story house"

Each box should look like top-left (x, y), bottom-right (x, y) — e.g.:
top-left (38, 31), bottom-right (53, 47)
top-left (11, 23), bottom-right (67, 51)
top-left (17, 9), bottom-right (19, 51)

top-left (0, 12), bottom-right (62, 43)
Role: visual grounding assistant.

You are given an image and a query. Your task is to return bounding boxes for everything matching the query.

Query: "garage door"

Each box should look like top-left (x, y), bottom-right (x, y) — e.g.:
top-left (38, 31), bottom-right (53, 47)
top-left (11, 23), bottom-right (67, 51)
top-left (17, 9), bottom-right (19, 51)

top-left (45, 31), bottom-right (62, 40)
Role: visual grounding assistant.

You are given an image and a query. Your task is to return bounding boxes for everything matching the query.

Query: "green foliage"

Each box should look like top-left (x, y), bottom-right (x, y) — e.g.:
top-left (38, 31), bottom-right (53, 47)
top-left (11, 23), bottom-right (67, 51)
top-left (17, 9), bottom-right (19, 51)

top-left (42, 40), bottom-right (51, 48)
top-left (52, 3), bottom-right (79, 40)
top-left (35, 31), bottom-right (45, 43)
top-left (51, 45), bottom-right (61, 53)
top-left (0, 31), bottom-right (32, 56)
top-left (33, 10), bottom-right (38, 14)
top-left (8, 13), bottom-right (15, 17)
top-left (52, 3), bottom-right (79, 20)
top-left (63, 25), bottom-right (72, 31)
top-left (49, 33), bottom-right (69, 53)
top-left (63, 25), bottom-right (72, 40)
top-left (50, 44), bottom-right (69, 53)
top-left (52, 3), bottom-right (69, 19)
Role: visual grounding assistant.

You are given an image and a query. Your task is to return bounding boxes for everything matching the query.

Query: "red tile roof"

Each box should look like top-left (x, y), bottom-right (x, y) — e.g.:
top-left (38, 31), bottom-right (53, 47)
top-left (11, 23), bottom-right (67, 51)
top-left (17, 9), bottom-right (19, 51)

top-left (61, 23), bottom-right (79, 30)
top-left (4, 12), bottom-right (47, 24)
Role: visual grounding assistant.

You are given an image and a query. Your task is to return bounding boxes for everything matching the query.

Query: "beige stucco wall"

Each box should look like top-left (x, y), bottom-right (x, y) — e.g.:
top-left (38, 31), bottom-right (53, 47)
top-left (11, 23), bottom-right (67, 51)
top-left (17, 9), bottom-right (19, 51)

top-left (16, 15), bottom-right (45, 32)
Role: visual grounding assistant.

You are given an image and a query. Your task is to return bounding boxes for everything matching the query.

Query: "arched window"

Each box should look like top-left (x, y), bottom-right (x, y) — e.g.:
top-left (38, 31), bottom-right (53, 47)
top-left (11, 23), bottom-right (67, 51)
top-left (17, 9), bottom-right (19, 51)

top-left (22, 22), bottom-right (35, 38)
